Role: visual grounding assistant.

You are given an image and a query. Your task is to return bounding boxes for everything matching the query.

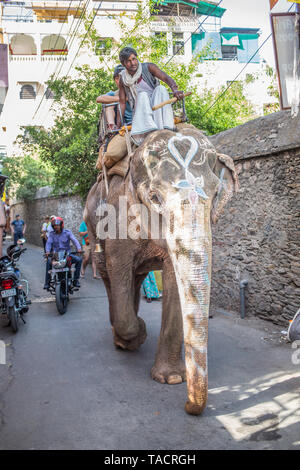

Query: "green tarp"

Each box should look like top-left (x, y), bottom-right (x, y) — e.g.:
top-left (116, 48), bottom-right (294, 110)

top-left (152, 0), bottom-right (226, 17)
top-left (196, 1), bottom-right (226, 17)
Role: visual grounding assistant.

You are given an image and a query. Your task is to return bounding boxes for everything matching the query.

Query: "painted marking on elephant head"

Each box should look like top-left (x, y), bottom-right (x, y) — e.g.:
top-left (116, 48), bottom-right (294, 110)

top-left (168, 133), bottom-right (200, 169)
top-left (168, 134), bottom-right (208, 204)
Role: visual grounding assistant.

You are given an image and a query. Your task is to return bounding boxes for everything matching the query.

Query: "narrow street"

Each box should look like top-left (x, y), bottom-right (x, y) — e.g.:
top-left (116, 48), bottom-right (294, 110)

top-left (0, 243), bottom-right (299, 450)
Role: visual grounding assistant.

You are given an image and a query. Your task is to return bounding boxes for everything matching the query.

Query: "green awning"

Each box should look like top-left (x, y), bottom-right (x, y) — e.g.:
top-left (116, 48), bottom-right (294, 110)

top-left (152, 0), bottom-right (226, 17)
top-left (196, 1), bottom-right (226, 17)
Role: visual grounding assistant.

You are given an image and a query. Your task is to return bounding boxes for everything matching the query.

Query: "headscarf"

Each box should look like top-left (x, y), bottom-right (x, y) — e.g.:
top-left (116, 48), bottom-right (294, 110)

top-left (120, 61), bottom-right (142, 105)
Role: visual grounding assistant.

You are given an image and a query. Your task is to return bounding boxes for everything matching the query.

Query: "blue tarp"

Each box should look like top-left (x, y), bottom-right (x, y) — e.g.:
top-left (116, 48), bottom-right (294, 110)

top-left (192, 31), bottom-right (222, 59)
top-left (192, 32), bottom-right (259, 63)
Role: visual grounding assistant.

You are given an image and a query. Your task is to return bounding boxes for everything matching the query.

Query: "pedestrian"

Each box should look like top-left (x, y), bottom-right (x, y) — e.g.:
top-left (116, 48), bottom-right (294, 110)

top-left (11, 214), bottom-right (26, 245)
top-left (46, 215), bottom-right (56, 240)
top-left (142, 271), bottom-right (162, 303)
top-left (41, 215), bottom-right (50, 252)
top-left (79, 220), bottom-right (100, 279)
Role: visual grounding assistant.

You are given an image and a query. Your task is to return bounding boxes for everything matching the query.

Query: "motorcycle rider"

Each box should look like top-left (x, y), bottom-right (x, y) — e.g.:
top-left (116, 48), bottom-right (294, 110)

top-left (44, 217), bottom-right (82, 290)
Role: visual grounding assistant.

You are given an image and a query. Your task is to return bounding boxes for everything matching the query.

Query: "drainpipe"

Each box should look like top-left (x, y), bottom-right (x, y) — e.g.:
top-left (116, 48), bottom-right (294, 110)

top-left (239, 279), bottom-right (248, 319)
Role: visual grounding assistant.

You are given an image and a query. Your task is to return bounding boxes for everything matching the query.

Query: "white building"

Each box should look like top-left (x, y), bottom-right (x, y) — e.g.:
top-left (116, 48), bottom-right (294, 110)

top-left (0, 0), bottom-right (276, 157)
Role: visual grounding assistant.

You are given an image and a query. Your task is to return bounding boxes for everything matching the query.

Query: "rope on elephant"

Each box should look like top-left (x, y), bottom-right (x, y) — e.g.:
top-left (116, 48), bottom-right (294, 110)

top-left (101, 137), bottom-right (110, 195)
top-left (124, 125), bottom-right (134, 158)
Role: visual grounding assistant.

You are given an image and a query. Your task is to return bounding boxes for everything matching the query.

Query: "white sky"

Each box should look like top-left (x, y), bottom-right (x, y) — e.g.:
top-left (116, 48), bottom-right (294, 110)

top-left (218, 0), bottom-right (297, 66)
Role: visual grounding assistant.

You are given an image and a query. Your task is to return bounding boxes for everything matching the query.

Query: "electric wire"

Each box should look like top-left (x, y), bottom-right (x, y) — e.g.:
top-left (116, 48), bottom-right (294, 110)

top-left (51, 0), bottom-right (89, 83)
top-left (162, 0), bottom-right (224, 68)
top-left (63, 0), bottom-right (103, 78)
top-left (32, 0), bottom-right (74, 120)
top-left (39, 0), bottom-right (102, 126)
top-left (38, 0), bottom-right (93, 125)
top-left (201, 2), bottom-right (295, 117)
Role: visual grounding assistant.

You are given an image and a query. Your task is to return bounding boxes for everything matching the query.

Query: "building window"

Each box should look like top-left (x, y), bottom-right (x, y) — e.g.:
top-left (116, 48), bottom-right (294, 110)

top-left (9, 34), bottom-right (37, 55)
top-left (20, 84), bottom-right (36, 99)
top-left (221, 45), bottom-right (238, 60)
top-left (41, 35), bottom-right (68, 55)
top-left (95, 38), bottom-right (113, 56)
top-left (172, 33), bottom-right (184, 56)
top-left (45, 87), bottom-right (54, 99)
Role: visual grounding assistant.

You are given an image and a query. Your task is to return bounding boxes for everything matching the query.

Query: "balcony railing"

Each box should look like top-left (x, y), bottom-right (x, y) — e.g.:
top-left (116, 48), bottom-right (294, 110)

top-left (9, 55), bottom-right (38, 61)
top-left (9, 55), bottom-right (68, 61)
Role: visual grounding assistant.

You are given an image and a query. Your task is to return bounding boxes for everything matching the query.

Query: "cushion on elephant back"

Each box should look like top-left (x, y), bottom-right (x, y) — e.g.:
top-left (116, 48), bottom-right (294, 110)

top-left (107, 154), bottom-right (131, 178)
top-left (96, 134), bottom-right (128, 171)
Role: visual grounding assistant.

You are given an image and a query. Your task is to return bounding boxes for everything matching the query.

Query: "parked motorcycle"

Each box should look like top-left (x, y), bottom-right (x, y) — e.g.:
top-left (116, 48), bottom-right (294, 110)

top-left (0, 241), bottom-right (31, 333)
top-left (46, 251), bottom-right (81, 315)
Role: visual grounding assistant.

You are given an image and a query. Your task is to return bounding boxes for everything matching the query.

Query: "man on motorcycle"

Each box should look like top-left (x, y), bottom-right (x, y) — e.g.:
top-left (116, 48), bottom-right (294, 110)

top-left (44, 217), bottom-right (82, 290)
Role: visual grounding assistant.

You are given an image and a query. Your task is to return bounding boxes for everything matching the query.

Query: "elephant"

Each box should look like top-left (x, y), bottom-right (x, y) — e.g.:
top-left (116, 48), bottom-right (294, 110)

top-left (84, 126), bottom-right (239, 415)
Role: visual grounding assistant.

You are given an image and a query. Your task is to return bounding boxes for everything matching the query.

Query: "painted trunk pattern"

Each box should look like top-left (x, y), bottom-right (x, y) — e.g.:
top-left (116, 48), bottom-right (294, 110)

top-left (166, 199), bottom-right (212, 413)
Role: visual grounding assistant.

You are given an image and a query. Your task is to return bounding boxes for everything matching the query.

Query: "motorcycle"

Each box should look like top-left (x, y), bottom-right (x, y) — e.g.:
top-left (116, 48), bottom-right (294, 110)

top-left (46, 251), bottom-right (81, 315)
top-left (0, 240), bottom-right (31, 333)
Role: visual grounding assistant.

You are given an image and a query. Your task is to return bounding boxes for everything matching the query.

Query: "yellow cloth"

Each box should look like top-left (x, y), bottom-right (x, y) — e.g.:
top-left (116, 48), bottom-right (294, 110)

top-left (153, 271), bottom-right (163, 291)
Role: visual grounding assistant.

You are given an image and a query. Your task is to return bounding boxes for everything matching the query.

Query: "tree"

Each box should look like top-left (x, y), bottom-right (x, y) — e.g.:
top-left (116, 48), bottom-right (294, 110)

top-left (21, 67), bottom-right (114, 198)
top-left (2, 154), bottom-right (54, 201)
top-left (187, 81), bottom-right (255, 136)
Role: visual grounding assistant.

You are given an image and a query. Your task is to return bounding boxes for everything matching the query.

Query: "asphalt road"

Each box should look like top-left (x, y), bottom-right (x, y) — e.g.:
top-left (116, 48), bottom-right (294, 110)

top-left (0, 242), bottom-right (299, 450)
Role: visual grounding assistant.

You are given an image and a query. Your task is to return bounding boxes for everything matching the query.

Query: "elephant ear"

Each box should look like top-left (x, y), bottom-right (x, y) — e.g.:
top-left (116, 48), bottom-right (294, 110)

top-left (211, 153), bottom-right (239, 224)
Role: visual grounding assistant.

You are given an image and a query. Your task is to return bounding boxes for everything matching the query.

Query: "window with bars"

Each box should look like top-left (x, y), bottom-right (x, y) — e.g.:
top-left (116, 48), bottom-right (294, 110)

top-left (45, 87), bottom-right (54, 99)
top-left (20, 84), bottom-right (36, 99)
top-left (172, 33), bottom-right (184, 56)
top-left (95, 38), bottom-right (113, 56)
top-left (221, 45), bottom-right (238, 60)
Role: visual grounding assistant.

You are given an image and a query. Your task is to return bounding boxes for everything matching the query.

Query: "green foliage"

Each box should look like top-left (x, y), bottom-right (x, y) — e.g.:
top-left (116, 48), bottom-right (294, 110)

top-left (187, 82), bottom-right (255, 135)
top-left (21, 67), bottom-right (114, 198)
top-left (264, 65), bottom-right (280, 114)
top-left (2, 155), bottom-right (54, 201)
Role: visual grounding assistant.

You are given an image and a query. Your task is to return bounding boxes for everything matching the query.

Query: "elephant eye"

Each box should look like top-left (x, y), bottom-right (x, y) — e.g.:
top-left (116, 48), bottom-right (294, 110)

top-left (149, 191), bottom-right (162, 207)
top-left (150, 194), bottom-right (160, 204)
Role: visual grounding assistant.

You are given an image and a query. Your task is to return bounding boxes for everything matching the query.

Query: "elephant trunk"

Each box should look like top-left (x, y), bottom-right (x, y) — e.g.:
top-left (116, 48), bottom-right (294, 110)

top-left (165, 201), bottom-right (212, 415)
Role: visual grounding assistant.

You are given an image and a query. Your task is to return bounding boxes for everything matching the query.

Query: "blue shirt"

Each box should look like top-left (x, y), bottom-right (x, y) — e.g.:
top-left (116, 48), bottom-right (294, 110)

top-left (107, 90), bottom-right (132, 125)
top-left (45, 229), bottom-right (81, 254)
top-left (12, 219), bottom-right (25, 232)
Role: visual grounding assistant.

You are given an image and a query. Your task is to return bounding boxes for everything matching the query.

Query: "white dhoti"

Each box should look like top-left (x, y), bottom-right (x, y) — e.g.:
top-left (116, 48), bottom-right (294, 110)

top-left (131, 85), bottom-right (175, 145)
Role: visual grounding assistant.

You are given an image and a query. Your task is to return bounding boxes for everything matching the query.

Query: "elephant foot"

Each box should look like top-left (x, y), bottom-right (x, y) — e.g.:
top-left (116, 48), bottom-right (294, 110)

top-left (185, 400), bottom-right (206, 416)
top-left (151, 360), bottom-right (186, 385)
top-left (112, 317), bottom-right (147, 351)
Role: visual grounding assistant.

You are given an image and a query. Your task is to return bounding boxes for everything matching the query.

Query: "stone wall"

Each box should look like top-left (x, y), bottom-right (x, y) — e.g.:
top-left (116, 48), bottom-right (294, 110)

top-left (209, 110), bottom-right (300, 325)
top-left (11, 193), bottom-right (84, 248)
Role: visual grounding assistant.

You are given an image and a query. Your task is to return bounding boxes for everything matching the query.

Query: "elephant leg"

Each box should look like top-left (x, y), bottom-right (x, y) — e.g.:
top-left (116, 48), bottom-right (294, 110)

top-left (151, 259), bottom-right (186, 385)
top-left (134, 273), bottom-right (147, 314)
top-left (108, 264), bottom-right (147, 351)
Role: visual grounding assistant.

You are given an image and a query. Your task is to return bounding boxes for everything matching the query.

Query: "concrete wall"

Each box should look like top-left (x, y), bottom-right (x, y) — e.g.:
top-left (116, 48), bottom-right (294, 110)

top-left (11, 192), bottom-right (84, 248)
top-left (209, 110), bottom-right (300, 326)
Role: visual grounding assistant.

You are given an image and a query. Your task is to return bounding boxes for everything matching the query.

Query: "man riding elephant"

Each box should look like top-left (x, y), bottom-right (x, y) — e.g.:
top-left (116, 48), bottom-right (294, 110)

top-left (118, 46), bottom-right (184, 145)
top-left (96, 64), bottom-right (133, 131)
